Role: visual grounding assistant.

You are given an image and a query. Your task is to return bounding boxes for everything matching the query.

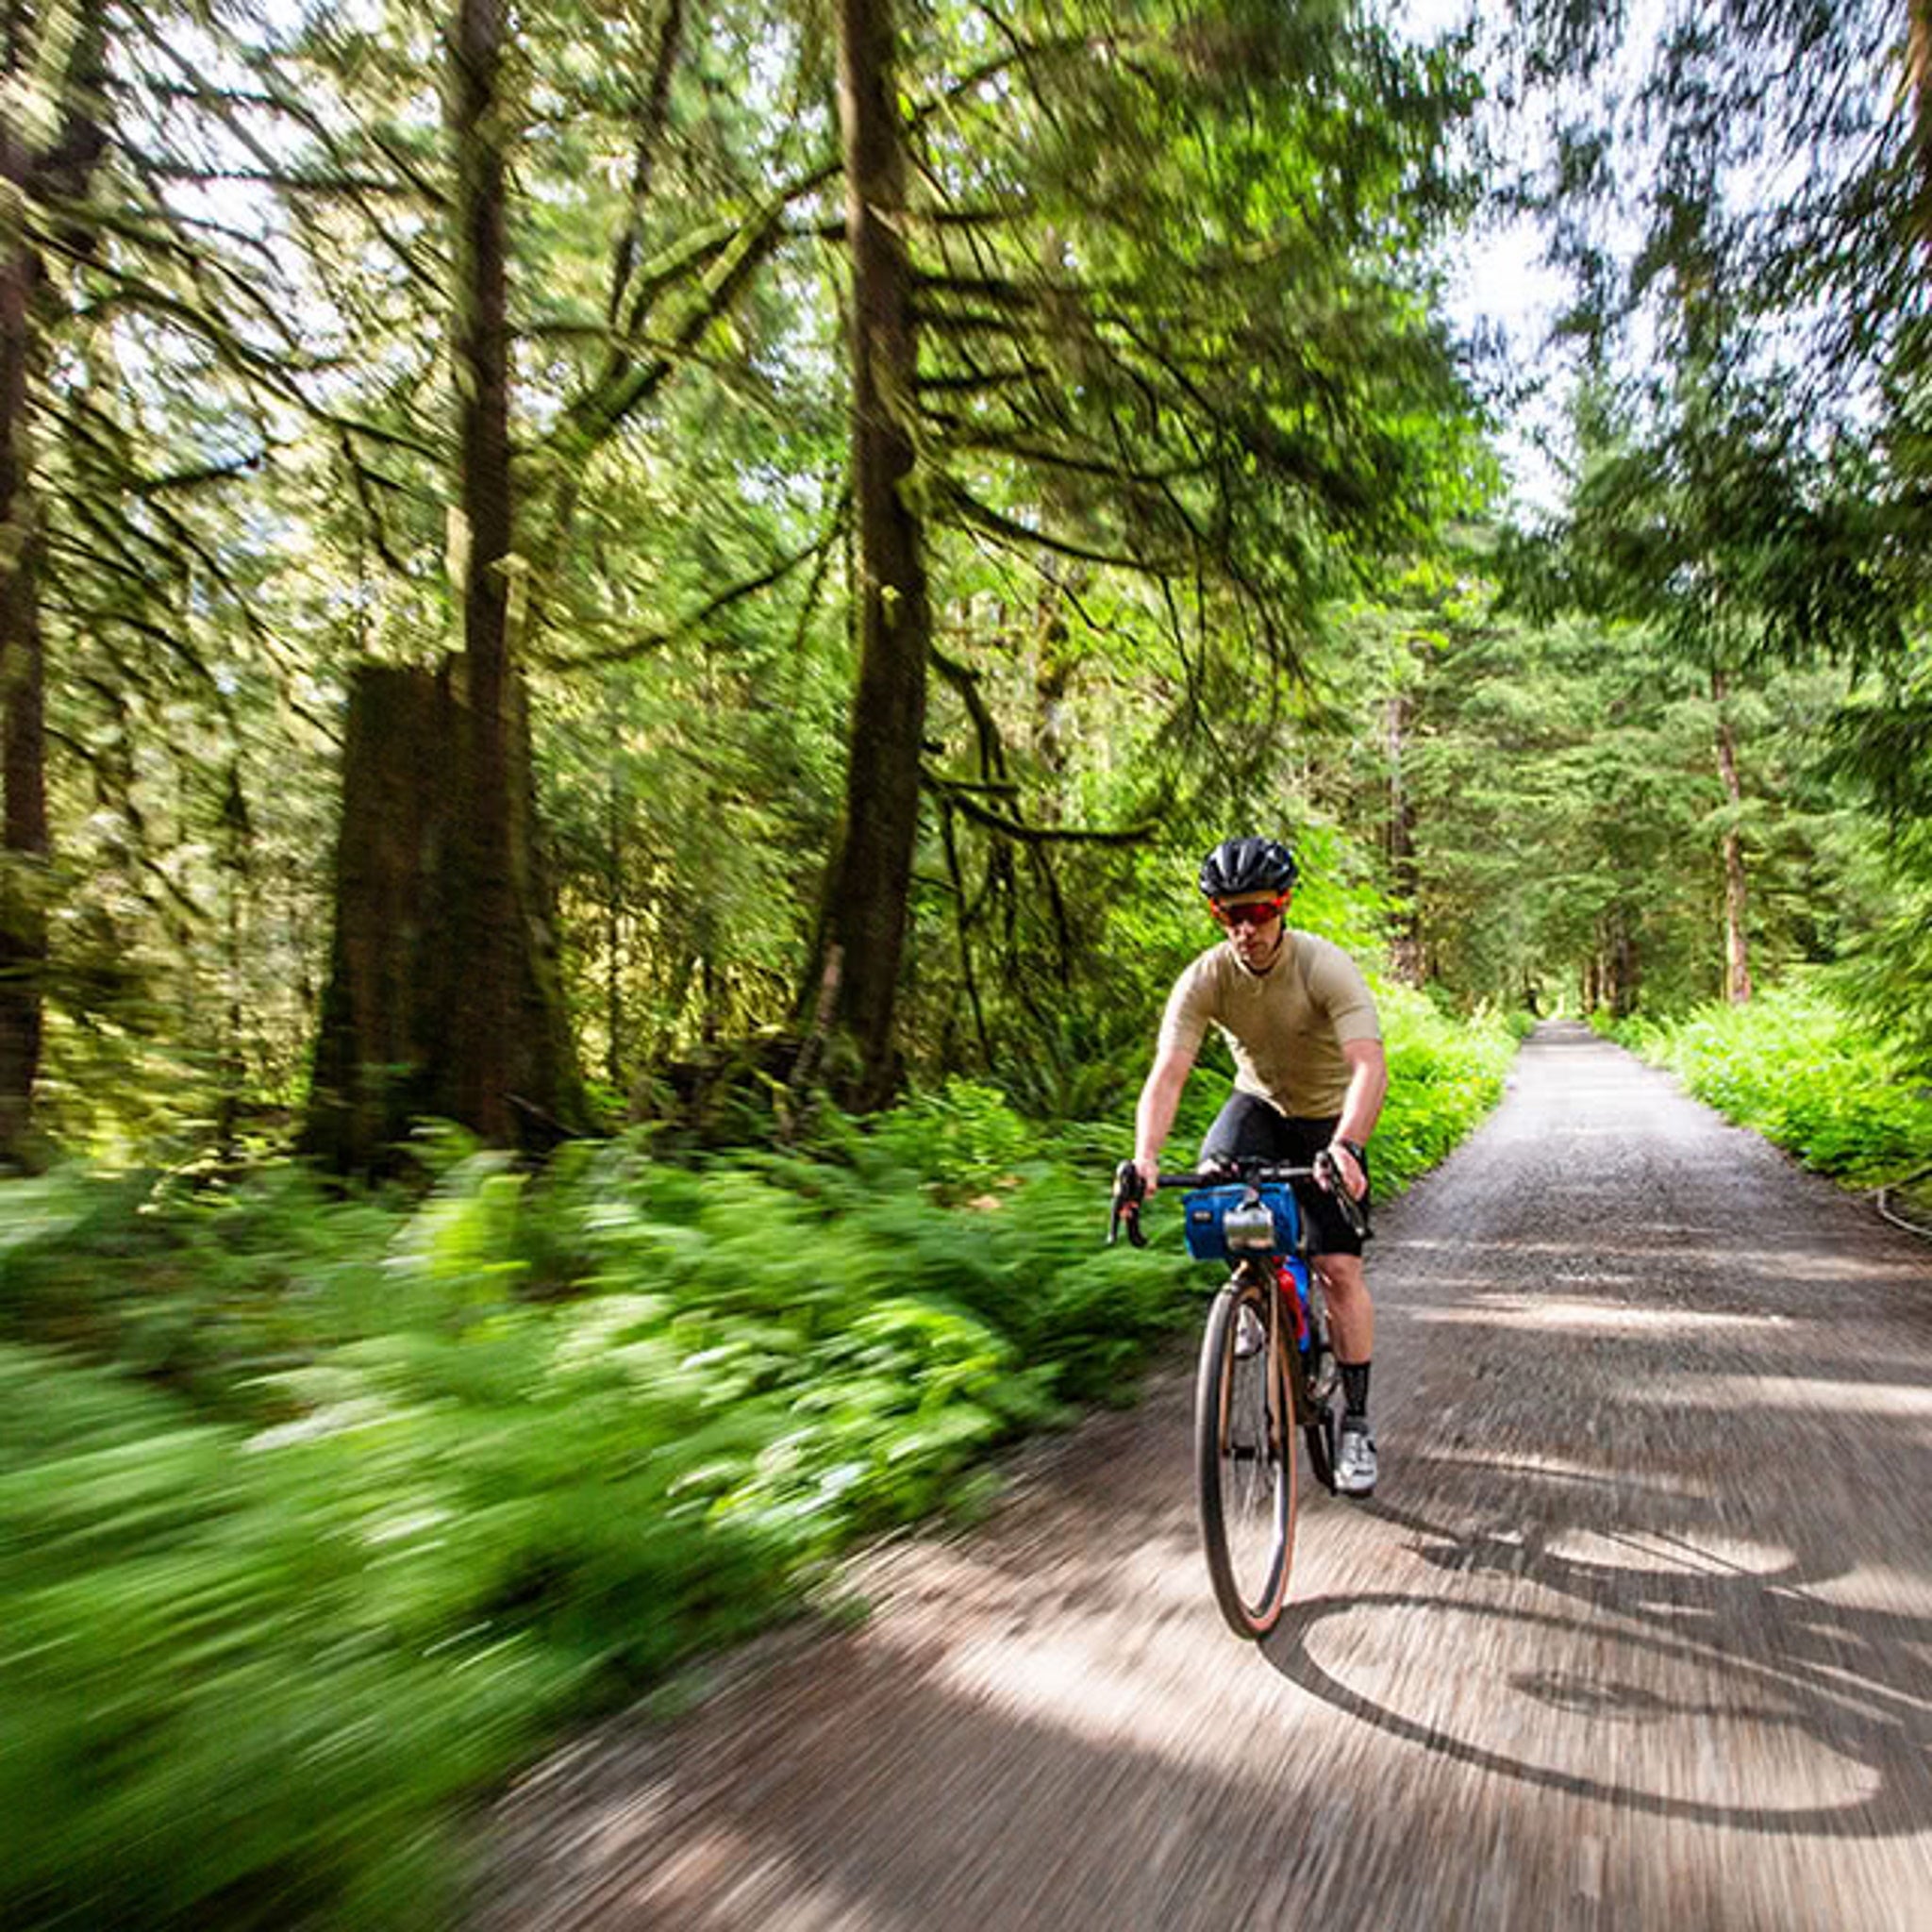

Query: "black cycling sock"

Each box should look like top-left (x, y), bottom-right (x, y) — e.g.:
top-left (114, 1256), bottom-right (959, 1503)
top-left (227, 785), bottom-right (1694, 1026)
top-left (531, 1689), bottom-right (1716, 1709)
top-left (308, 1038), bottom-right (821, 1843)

top-left (1340, 1360), bottom-right (1371, 1420)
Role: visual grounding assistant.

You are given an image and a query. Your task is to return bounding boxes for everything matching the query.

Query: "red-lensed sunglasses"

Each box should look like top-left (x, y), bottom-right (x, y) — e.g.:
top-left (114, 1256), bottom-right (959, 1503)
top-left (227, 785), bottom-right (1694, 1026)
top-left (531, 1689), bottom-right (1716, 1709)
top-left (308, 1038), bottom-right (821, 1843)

top-left (1211, 897), bottom-right (1284, 929)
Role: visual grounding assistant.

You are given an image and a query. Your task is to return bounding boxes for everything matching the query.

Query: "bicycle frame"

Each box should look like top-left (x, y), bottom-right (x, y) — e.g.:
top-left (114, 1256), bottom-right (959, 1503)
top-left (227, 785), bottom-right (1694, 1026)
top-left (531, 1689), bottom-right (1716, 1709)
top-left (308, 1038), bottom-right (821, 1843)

top-left (1109, 1156), bottom-right (1350, 1634)
top-left (1228, 1244), bottom-right (1333, 1433)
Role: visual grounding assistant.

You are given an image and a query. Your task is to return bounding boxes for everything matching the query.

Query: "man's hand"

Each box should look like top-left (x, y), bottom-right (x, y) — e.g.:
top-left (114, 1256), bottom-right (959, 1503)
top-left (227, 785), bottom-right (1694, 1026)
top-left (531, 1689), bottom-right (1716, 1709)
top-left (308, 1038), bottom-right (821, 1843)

top-left (1132, 1153), bottom-right (1160, 1195)
top-left (1324, 1141), bottom-right (1367, 1201)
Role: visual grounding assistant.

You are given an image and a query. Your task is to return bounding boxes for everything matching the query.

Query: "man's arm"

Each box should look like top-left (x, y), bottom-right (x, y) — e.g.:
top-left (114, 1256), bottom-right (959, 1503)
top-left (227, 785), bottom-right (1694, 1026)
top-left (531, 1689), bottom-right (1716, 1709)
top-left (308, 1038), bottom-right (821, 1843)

top-left (1327, 1037), bottom-right (1388, 1200)
top-left (1133, 1044), bottom-right (1196, 1192)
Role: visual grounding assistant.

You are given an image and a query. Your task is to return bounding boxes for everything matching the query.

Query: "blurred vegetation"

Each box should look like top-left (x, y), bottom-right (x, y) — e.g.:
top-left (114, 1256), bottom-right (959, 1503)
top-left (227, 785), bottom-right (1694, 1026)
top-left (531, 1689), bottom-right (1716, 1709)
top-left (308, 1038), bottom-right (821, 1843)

top-left (2, 0), bottom-right (1929, 1922)
top-left (1603, 981), bottom-right (1932, 1189)
top-left (1, 995), bottom-right (1515, 1932)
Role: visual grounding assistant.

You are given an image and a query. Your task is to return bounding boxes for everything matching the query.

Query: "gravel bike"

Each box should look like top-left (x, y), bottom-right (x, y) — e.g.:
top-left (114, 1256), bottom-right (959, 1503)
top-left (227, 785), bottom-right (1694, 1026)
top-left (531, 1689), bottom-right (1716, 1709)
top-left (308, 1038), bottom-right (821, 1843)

top-left (1110, 1155), bottom-right (1365, 1639)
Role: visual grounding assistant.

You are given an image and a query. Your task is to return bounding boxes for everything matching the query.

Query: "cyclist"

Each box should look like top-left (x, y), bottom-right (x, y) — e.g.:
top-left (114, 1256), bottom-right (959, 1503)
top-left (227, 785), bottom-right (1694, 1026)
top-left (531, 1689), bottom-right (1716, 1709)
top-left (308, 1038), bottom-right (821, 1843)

top-left (1132, 836), bottom-right (1388, 1495)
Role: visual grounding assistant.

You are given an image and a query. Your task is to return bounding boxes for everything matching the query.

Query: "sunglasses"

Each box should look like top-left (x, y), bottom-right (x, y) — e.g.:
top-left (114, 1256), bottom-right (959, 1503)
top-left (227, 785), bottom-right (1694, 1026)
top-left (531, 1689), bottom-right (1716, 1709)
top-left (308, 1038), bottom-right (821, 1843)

top-left (1211, 897), bottom-right (1283, 929)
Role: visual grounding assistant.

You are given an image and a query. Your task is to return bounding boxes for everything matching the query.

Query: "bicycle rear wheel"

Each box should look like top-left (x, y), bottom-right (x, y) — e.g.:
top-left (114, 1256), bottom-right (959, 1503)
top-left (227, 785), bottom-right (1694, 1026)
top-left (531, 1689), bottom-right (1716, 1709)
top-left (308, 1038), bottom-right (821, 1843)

top-left (1194, 1275), bottom-right (1296, 1639)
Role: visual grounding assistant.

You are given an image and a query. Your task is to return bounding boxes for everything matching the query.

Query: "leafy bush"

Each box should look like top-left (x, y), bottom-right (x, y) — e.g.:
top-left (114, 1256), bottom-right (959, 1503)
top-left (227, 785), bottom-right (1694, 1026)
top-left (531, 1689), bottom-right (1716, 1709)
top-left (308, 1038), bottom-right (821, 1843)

top-left (1610, 979), bottom-right (1932, 1185)
top-left (853, 1077), bottom-right (1036, 1201)
top-left (1369, 987), bottom-right (1519, 1191)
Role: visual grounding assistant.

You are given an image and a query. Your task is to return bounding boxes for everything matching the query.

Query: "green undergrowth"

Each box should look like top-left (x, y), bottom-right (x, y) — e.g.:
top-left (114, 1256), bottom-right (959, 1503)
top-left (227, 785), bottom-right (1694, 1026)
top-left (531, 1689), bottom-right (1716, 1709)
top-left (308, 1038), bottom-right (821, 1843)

top-left (1603, 979), bottom-right (1932, 1187)
top-left (1362, 984), bottom-right (1521, 1191)
top-left (1, 998), bottom-right (1519, 1931)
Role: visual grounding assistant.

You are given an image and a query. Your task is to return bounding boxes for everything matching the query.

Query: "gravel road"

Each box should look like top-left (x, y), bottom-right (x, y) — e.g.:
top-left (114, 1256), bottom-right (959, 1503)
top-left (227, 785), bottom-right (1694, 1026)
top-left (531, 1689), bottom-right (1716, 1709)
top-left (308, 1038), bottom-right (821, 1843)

top-left (473, 1022), bottom-right (1932, 1931)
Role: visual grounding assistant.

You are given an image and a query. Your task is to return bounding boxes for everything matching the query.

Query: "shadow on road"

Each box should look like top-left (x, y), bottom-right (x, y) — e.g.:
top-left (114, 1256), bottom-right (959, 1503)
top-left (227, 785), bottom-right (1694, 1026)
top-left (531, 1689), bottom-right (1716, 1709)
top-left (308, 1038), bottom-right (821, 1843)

top-left (1259, 1463), bottom-right (1932, 1840)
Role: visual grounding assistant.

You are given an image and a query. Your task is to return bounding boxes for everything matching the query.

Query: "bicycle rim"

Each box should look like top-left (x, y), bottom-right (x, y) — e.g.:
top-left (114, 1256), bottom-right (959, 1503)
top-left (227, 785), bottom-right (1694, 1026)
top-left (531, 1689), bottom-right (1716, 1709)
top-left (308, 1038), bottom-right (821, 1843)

top-left (1194, 1279), bottom-right (1295, 1638)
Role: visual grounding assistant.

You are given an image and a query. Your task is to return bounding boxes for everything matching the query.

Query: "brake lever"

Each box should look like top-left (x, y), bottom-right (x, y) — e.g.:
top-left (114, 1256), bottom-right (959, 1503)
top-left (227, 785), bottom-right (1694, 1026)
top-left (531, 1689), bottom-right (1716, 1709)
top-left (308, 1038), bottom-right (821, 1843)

top-left (1314, 1149), bottom-right (1368, 1240)
top-left (1108, 1160), bottom-right (1148, 1249)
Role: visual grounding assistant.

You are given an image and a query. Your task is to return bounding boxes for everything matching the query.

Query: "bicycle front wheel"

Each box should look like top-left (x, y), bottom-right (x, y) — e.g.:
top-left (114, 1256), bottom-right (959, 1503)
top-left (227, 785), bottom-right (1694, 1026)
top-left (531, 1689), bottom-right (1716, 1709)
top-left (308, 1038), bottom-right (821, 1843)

top-left (1194, 1276), bottom-right (1296, 1639)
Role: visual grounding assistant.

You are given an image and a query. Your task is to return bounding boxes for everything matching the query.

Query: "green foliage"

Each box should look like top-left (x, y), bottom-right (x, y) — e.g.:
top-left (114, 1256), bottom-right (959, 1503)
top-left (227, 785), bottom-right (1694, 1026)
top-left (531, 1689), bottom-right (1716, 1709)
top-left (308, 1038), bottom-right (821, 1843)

top-left (1369, 987), bottom-right (1520, 1192)
top-left (0, 985), bottom-right (1513, 1927)
top-left (1608, 980), bottom-right (1932, 1185)
top-left (858, 1078), bottom-right (1036, 1201)
top-left (1817, 650), bottom-right (1932, 1075)
top-left (1346, 552), bottom-right (1865, 1020)
top-left (0, 1141), bottom-right (1141, 1929)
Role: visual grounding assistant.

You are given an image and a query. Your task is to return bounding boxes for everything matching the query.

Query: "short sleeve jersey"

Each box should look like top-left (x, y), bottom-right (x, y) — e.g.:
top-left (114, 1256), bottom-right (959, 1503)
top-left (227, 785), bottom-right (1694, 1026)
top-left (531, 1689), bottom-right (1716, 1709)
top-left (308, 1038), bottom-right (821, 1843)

top-left (1156, 930), bottom-right (1381, 1119)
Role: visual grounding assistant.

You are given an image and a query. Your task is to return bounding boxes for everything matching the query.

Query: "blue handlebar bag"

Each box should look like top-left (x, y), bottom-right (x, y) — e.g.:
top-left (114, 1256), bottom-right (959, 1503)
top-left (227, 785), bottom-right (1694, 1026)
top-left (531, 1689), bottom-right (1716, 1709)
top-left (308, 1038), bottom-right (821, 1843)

top-left (1181, 1184), bottom-right (1301, 1261)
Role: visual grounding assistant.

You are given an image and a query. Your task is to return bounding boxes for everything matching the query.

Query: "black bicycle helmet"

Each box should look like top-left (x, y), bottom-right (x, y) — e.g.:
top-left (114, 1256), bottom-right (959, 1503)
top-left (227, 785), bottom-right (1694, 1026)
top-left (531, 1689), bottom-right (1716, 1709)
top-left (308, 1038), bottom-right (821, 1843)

top-left (1198, 835), bottom-right (1298, 899)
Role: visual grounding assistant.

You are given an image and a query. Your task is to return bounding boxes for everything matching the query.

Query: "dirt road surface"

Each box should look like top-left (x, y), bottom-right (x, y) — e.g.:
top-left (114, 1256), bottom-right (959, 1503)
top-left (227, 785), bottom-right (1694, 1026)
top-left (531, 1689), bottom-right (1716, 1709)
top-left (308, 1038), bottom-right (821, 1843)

top-left (473, 1023), bottom-right (1932, 1931)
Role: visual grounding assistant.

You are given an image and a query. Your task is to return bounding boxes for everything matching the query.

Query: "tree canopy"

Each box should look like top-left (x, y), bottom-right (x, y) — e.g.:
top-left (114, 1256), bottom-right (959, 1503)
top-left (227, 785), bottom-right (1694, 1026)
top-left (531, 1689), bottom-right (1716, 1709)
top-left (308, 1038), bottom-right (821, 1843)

top-left (0, 0), bottom-right (1923, 1173)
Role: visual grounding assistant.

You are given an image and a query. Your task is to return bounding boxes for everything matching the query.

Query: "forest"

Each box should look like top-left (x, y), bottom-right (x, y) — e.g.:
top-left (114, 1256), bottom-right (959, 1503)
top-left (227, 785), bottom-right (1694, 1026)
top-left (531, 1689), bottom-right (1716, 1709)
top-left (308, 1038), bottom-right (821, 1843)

top-left (5, 0), bottom-right (1931, 1924)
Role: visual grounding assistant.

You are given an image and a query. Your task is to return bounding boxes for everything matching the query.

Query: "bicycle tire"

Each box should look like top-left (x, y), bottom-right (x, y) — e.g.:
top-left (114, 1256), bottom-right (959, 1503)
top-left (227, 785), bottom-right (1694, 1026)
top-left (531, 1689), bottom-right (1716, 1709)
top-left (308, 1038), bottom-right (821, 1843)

top-left (1194, 1275), bottom-right (1296, 1639)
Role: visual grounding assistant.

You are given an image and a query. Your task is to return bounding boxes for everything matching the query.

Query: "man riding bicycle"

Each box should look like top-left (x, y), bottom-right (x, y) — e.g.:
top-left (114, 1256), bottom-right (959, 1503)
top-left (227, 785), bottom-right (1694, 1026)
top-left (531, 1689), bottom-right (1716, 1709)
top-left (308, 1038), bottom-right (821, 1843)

top-left (1132, 836), bottom-right (1388, 1495)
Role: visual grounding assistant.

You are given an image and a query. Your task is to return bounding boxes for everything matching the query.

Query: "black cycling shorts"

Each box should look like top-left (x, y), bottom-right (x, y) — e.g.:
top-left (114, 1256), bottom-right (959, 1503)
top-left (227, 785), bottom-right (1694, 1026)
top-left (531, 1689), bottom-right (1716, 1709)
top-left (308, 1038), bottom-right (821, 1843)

top-left (1198, 1091), bottom-right (1371, 1257)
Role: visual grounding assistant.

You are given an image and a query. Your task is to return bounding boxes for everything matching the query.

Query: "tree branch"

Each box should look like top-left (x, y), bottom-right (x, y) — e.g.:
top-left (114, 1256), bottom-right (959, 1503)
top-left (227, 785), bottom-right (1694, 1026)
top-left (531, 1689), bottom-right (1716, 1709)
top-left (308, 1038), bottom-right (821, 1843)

top-left (534, 525), bottom-right (839, 670)
top-left (940, 480), bottom-right (1181, 574)
top-left (922, 769), bottom-right (1154, 845)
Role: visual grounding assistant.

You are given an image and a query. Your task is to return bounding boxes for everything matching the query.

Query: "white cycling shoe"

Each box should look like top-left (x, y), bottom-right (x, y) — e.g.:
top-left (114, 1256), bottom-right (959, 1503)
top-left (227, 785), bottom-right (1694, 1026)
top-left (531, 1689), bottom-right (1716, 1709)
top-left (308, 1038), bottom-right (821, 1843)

top-left (1335, 1419), bottom-right (1377, 1497)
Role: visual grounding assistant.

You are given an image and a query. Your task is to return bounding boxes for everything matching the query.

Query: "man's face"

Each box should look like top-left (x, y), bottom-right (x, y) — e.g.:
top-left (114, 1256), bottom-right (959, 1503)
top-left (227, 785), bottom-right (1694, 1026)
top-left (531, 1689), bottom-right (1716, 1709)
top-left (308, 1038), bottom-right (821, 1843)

top-left (1211, 891), bottom-right (1287, 970)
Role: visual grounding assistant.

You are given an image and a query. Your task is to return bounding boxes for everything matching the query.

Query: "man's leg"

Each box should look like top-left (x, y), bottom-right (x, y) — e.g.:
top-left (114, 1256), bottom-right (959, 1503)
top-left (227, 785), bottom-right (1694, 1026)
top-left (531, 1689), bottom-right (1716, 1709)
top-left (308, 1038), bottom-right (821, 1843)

top-left (1319, 1248), bottom-right (1377, 1495)
top-left (1313, 1251), bottom-right (1373, 1364)
top-left (1285, 1115), bottom-right (1377, 1499)
top-left (1199, 1091), bottom-right (1292, 1167)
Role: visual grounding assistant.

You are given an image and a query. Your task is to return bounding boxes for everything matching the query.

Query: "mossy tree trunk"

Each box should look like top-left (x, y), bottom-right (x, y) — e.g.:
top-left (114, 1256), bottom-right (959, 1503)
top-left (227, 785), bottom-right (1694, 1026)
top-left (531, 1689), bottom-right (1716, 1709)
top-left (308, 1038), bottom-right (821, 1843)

top-left (446, 0), bottom-right (521, 1141)
top-left (0, 4), bottom-right (105, 1168)
top-left (302, 668), bottom-right (457, 1171)
top-left (1386, 691), bottom-right (1424, 988)
top-left (1712, 669), bottom-right (1753, 1006)
top-left (301, 0), bottom-right (583, 1171)
top-left (0, 221), bottom-right (42, 1166)
top-left (301, 666), bottom-right (583, 1173)
top-left (822, 0), bottom-right (932, 1108)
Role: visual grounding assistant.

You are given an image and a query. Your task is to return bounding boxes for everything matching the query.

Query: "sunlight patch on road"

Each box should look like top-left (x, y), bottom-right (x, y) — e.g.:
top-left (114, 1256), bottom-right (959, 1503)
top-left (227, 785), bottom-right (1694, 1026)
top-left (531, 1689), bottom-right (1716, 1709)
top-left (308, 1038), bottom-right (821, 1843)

top-left (906, 1539), bottom-right (1330, 1771)
top-left (1541, 1525), bottom-right (1793, 1577)
top-left (1622, 1376), bottom-right (1932, 1419)
top-left (625, 1822), bottom-right (896, 1931)
top-left (1385, 1238), bottom-right (1926, 1285)
top-left (1781, 1561), bottom-right (1932, 1617)
top-left (1409, 1296), bottom-right (1791, 1335)
top-left (1790, 1656), bottom-right (1932, 1722)
top-left (1407, 1445), bottom-right (1709, 1498)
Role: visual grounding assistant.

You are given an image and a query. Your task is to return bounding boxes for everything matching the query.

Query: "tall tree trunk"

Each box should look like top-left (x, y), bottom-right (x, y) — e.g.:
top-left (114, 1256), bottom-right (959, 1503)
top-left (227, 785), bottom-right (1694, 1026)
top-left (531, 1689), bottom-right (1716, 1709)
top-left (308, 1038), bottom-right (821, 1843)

top-left (302, 0), bottom-right (584, 1168)
top-left (824, 0), bottom-right (932, 1108)
top-left (0, 10), bottom-right (104, 1167)
top-left (300, 667), bottom-right (456, 1173)
top-left (1712, 668), bottom-right (1753, 1004)
top-left (605, 694), bottom-right (625, 1091)
top-left (0, 458), bottom-right (45, 1167)
top-left (1609, 904), bottom-right (1640, 1018)
top-left (449, 0), bottom-right (519, 1140)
